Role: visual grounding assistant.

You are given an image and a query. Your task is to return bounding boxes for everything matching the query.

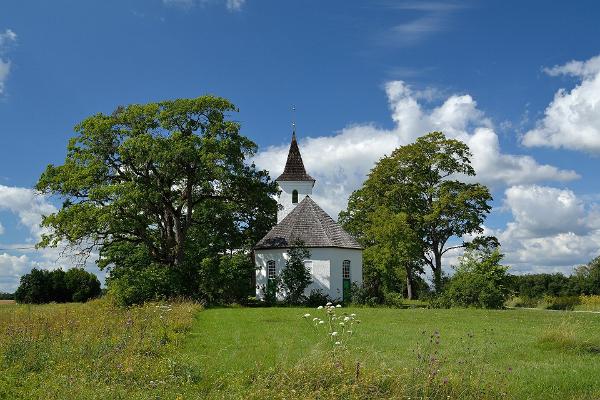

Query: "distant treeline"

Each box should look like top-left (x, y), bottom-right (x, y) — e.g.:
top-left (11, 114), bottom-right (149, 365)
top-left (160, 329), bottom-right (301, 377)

top-left (508, 258), bottom-right (600, 299)
top-left (0, 292), bottom-right (14, 300)
top-left (15, 268), bottom-right (101, 304)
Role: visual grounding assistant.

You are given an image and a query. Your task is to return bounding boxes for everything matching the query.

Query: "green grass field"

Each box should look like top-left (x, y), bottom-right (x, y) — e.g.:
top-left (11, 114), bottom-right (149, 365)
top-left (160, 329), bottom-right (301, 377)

top-left (184, 307), bottom-right (600, 399)
top-left (1, 302), bottom-right (600, 399)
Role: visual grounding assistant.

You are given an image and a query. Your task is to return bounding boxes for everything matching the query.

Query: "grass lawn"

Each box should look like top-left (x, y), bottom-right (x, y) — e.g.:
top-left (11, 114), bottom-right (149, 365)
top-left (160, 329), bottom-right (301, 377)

top-left (183, 306), bottom-right (600, 399)
top-left (2, 302), bottom-right (599, 399)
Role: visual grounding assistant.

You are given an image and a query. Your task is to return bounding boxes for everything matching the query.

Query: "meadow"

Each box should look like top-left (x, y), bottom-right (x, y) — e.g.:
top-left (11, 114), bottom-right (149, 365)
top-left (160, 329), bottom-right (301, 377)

top-left (1, 301), bottom-right (600, 399)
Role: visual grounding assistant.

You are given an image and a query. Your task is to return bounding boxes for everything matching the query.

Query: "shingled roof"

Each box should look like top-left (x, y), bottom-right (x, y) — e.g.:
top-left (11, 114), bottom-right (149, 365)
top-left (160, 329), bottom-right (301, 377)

top-left (255, 196), bottom-right (362, 250)
top-left (275, 132), bottom-right (315, 182)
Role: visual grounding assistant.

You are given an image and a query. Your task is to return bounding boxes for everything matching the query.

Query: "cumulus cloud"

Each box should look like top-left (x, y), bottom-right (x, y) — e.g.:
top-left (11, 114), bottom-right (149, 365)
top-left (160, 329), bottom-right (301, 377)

top-left (0, 185), bottom-right (104, 291)
top-left (162, 0), bottom-right (245, 11)
top-left (523, 54), bottom-right (600, 152)
top-left (0, 185), bottom-right (56, 240)
top-left (0, 29), bottom-right (17, 95)
top-left (495, 185), bottom-right (600, 273)
top-left (254, 81), bottom-right (578, 218)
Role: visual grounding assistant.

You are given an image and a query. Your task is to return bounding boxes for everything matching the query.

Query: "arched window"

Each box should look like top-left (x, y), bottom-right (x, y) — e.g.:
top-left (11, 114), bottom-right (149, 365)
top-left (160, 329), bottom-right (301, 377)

top-left (342, 260), bottom-right (351, 279)
top-left (267, 260), bottom-right (276, 279)
top-left (292, 190), bottom-right (299, 204)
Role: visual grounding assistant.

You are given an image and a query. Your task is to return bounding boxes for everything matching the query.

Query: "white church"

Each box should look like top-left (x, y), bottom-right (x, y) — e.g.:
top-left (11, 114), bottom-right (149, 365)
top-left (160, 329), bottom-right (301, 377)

top-left (254, 131), bottom-right (363, 302)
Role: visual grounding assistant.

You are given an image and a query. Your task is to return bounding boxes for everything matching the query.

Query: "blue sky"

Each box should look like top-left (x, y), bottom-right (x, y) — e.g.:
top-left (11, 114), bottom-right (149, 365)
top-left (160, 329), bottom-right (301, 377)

top-left (1, 0), bottom-right (600, 291)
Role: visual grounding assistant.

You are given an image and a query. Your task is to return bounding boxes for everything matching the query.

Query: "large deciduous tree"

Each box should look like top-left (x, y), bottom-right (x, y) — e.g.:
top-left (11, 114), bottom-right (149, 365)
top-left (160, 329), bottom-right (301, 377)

top-left (36, 96), bottom-right (278, 301)
top-left (340, 132), bottom-right (494, 293)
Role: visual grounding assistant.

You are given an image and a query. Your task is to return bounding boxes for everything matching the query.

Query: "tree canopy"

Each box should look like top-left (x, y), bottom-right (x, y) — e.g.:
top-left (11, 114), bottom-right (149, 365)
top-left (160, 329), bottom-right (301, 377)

top-left (36, 96), bottom-right (278, 304)
top-left (340, 132), bottom-right (495, 293)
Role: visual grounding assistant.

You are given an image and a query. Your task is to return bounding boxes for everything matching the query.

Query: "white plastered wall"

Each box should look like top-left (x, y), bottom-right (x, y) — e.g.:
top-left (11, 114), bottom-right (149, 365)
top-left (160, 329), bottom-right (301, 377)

top-left (276, 180), bottom-right (315, 223)
top-left (255, 247), bottom-right (363, 301)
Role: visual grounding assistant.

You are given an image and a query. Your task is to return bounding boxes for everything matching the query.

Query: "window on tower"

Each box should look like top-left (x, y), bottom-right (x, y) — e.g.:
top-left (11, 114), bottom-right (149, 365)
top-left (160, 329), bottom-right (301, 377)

top-left (292, 190), bottom-right (298, 204)
top-left (267, 260), bottom-right (276, 279)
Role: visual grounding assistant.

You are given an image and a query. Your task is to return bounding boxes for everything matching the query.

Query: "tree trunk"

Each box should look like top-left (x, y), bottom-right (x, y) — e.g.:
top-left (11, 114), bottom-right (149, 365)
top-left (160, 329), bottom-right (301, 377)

top-left (433, 250), bottom-right (443, 293)
top-left (405, 274), bottom-right (413, 300)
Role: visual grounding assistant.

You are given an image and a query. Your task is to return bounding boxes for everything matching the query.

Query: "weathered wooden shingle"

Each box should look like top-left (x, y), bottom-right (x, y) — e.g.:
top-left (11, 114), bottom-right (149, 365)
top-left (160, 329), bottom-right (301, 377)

top-left (255, 196), bottom-right (362, 250)
top-left (275, 132), bottom-right (315, 182)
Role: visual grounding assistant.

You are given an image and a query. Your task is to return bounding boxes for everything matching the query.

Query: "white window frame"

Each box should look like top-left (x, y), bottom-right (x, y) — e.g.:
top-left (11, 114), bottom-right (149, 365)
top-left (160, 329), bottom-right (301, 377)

top-left (267, 260), bottom-right (276, 279)
top-left (342, 260), bottom-right (351, 279)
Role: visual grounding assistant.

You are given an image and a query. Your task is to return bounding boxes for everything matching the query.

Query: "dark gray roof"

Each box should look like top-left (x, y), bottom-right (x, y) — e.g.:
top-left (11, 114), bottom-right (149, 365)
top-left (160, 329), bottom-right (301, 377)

top-left (275, 132), bottom-right (315, 182)
top-left (255, 196), bottom-right (362, 250)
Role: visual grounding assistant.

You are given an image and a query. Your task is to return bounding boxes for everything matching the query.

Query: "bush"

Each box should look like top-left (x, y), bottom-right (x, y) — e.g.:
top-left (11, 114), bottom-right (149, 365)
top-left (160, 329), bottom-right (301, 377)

top-left (383, 291), bottom-right (404, 307)
top-left (442, 249), bottom-right (510, 309)
top-left (304, 289), bottom-right (332, 307)
top-left (106, 264), bottom-right (176, 306)
top-left (505, 296), bottom-right (539, 308)
top-left (280, 241), bottom-right (312, 304)
top-left (349, 282), bottom-right (380, 306)
top-left (538, 295), bottom-right (580, 310)
top-left (15, 268), bottom-right (101, 304)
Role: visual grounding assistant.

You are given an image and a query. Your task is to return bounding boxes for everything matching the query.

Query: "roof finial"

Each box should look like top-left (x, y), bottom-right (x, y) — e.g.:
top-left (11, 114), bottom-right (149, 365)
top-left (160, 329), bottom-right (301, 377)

top-left (291, 105), bottom-right (296, 137)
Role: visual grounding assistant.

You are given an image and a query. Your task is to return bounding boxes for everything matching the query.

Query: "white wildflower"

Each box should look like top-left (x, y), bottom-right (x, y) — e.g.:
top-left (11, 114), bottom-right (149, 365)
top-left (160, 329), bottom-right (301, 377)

top-left (326, 302), bottom-right (332, 306)
top-left (317, 306), bottom-right (323, 310)
top-left (335, 341), bottom-right (341, 345)
top-left (331, 331), bottom-right (338, 336)
top-left (350, 313), bottom-right (356, 317)
top-left (319, 320), bottom-right (325, 324)
top-left (344, 316), bottom-right (350, 322)
top-left (313, 317), bottom-right (319, 322)
top-left (336, 304), bottom-right (342, 308)
top-left (303, 313), bottom-right (311, 318)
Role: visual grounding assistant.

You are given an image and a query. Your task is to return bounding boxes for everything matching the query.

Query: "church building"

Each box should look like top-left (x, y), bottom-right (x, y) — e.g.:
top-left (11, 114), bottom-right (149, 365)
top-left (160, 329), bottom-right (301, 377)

top-left (254, 131), bottom-right (363, 302)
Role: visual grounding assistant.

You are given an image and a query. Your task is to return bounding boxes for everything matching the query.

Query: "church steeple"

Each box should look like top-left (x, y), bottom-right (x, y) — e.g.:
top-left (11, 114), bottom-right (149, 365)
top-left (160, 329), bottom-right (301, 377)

top-left (275, 129), bottom-right (315, 223)
top-left (275, 132), bottom-right (315, 183)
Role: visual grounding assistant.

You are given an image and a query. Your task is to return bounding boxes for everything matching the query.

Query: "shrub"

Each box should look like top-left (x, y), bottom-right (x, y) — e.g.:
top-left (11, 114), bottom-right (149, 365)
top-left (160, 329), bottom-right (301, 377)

top-left (442, 249), bottom-right (510, 309)
top-left (305, 289), bottom-right (332, 307)
top-left (107, 263), bottom-right (176, 306)
top-left (280, 241), bottom-right (312, 305)
top-left (349, 282), bottom-right (380, 306)
top-left (505, 296), bottom-right (539, 308)
top-left (538, 295), bottom-right (580, 310)
top-left (383, 291), bottom-right (404, 307)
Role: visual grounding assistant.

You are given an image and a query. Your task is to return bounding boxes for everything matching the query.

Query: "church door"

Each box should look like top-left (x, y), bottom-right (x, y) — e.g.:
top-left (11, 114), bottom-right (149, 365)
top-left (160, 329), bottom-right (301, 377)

top-left (342, 260), bottom-right (351, 302)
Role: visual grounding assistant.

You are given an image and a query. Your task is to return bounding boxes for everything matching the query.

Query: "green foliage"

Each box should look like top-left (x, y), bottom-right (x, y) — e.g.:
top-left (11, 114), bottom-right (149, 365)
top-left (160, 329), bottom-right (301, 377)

top-left (14, 268), bottom-right (100, 304)
top-left (305, 289), bottom-right (332, 307)
top-left (36, 96), bottom-right (277, 304)
top-left (340, 132), bottom-right (494, 294)
top-left (0, 292), bottom-right (14, 300)
top-left (106, 263), bottom-right (176, 306)
top-left (571, 256), bottom-right (600, 295)
top-left (280, 241), bottom-right (312, 304)
top-left (197, 253), bottom-right (255, 305)
top-left (538, 295), bottom-right (581, 311)
top-left (442, 249), bottom-right (510, 309)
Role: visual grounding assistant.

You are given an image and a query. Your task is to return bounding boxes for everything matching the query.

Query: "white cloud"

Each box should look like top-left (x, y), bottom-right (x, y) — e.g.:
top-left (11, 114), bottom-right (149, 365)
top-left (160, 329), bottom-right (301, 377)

top-left (523, 54), bottom-right (600, 152)
top-left (0, 29), bottom-right (17, 95)
top-left (0, 185), bottom-right (56, 240)
top-left (254, 81), bottom-right (578, 218)
top-left (494, 185), bottom-right (600, 274)
top-left (380, 2), bottom-right (464, 47)
top-left (162, 0), bottom-right (245, 11)
top-left (225, 0), bottom-right (245, 11)
top-left (0, 185), bottom-right (105, 291)
top-left (0, 253), bottom-right (29, 292)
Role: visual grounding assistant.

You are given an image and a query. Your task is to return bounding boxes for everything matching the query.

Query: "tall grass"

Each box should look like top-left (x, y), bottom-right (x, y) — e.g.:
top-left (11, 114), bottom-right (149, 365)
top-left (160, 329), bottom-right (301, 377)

top-left (0, 299), bottom-right (200, 399)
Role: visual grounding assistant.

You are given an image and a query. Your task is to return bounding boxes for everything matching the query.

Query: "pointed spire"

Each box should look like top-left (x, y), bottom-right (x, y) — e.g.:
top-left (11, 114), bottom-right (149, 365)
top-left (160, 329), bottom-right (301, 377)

top-left (275, 131), bottom-right (315, 182)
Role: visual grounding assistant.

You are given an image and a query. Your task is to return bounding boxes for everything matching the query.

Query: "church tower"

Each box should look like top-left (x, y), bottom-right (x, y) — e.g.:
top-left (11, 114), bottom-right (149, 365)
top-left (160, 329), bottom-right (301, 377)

top-left (275, 131), bottom-right (315, 223)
